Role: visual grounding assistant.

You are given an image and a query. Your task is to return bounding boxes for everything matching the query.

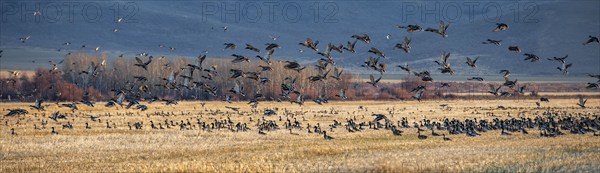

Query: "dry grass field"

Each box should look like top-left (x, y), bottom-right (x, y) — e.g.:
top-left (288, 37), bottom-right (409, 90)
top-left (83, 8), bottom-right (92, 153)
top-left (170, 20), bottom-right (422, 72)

top-left (1, 98), bottom-right (599, 172)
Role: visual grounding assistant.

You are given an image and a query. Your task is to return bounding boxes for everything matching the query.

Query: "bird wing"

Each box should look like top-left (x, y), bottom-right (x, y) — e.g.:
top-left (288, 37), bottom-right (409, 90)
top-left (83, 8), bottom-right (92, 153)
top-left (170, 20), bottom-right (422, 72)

top-left (375, 75), bottom-right (382, 83)
top-left (145, 57), bottom-right (153, 65)
top-left (488, 84), bottom-right (496, 91)
top-left (439, 20), bottom-right (445, 30)
top-left (415, 90), bottom-right (423, 98)
top-left (117, 93), bottom-right (125, 104)
top-left (135, 57), bottom-right (143, 64)
top-left (466, 57), bottom-right (473, 64)
top-left (169, 71), bottom-right (177, 81)
top-left (565, 63), bottom-right (573, 68)
top-left (442, 53), bottom-right (450, 64)
top-left (198, 55), bottom-right (206, 66)
top-left (444, 22), bottom-right (450, 31)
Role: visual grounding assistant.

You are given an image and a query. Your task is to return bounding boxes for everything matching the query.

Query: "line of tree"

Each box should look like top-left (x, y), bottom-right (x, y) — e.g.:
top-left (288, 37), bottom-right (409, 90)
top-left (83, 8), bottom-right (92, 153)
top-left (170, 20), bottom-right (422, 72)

top-left (0, 53), bottom-right (592, 102)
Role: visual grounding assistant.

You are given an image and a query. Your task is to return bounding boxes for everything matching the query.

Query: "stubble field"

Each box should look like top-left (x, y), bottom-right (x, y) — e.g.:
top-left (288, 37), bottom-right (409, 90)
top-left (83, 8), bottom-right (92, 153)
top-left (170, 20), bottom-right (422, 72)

top-left (1, 98), bottom-right (599, 172)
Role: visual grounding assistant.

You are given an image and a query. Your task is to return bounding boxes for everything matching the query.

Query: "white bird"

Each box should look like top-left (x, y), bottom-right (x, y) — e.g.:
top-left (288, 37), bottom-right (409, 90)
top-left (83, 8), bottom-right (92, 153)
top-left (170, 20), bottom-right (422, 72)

top-left (8, 71), bottom-right (20, 77)
top-left (19, 36), bottom-right (31, 43)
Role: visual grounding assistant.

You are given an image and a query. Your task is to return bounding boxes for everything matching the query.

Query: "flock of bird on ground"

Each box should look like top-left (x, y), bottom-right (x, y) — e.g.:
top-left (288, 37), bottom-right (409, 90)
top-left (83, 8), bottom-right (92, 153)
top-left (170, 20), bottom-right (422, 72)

top-left (2, 18), bottom-right (600, 140)
top-left (3, 101), bottom-right (600, 140)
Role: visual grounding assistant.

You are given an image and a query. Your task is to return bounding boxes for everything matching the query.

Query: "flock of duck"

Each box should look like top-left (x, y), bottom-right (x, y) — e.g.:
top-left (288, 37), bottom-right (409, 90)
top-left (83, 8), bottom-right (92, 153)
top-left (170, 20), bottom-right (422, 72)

top-left (2, 19), bottom-right (600, 140)
top-left (3, 103), bottom-right (600, 140)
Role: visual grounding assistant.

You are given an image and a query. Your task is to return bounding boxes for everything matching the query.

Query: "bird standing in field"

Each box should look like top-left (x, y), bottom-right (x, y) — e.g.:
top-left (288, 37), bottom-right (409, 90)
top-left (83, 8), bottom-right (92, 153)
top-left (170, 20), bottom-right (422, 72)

top-left (323, 131), bottom-right (334, 140)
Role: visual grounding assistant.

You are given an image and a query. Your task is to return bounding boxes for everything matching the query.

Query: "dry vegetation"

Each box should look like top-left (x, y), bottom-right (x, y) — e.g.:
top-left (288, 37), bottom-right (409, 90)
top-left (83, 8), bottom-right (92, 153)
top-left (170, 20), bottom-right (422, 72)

top-left (1, 53), bottom-right (595, 103)
top-left (1, 98), bottom-right (599, 172)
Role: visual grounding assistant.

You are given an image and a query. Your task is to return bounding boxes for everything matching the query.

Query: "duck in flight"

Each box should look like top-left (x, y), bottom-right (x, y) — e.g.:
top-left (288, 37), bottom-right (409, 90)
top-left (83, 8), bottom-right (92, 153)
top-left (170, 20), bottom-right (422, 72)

top-left (395, 36), bottom-right (411, 53)
top-left (245, 43), bottom-right (260, 52)
top-left (367, 74), bottom-right (382, 87)
top-left (583, 35), bottom-right (599, 45)
top-left (425, 21), bottom-right (450, 38)
top-left (299, 38), bottom-right (319, 51)
top-left (577, 97), bottom-right (587, 108)
top-left (134, 56), bottom-right (153, 70)
top-left (523, 53), bottom-right (540, 62)
top-left (368, 47), bottom-right (386, 58)
top-left (547, 55), bottom-right (568, 64)
top-left (343, 40), bottom-right (357, 53)
top-left (352, 33), bottom-right (371, 43)
top-left (482, 39), bottom-right (502, 46)
top-left (397, 24), bottom-right (423, 32)
top-left (435, 52), bottom-right (454, 75)
top-left (557, 62), bottom-right (573, 75)
top-left (223, 43), bottom-right (236, 50)
top-left (493, 23), bottom-right (509, 32)
top-left (508, 46), bottom-right (521, 53)
top-left (465, 56), bottom-right (479, 68)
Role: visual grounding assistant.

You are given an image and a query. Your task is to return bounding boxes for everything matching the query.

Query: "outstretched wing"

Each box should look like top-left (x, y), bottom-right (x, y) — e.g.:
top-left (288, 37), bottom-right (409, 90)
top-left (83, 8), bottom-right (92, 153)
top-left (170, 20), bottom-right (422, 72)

top-left (198, 54), bottom-right (206, 66)
top-left (375, 75), bottom-right (382, 83)
top-left (135, 57), bottom-right (143, 64)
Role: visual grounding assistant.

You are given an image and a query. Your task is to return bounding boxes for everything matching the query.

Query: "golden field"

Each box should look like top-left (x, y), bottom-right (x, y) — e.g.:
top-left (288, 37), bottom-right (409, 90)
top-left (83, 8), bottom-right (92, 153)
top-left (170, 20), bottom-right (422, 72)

top-left (1, 98), bottom-right (599, 173)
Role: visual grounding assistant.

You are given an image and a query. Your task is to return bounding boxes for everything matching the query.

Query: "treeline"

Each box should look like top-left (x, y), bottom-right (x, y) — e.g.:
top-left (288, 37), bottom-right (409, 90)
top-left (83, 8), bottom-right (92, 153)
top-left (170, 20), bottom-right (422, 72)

top-left (0, 53), bottom-right (593, 102)
top-left (1, 53), bottom-right (355, 102)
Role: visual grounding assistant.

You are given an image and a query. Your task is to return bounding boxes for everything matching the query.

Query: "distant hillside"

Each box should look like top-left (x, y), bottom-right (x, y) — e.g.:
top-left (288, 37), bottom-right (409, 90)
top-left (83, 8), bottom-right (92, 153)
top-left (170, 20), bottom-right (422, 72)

top-left (1, 0), bottom-right (599, 77)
